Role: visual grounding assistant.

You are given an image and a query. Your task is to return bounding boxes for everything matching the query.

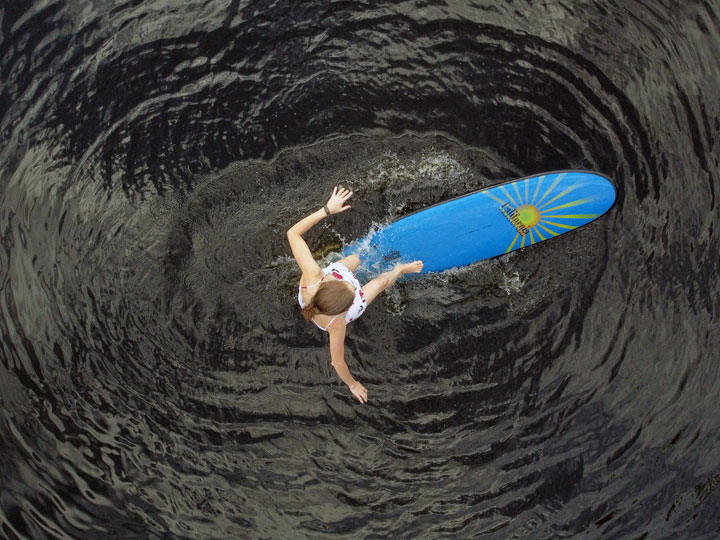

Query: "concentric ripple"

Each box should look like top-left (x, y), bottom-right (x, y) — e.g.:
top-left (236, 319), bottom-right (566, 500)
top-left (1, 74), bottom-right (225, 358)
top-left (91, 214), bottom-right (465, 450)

top-left (1, 1), bottom-right (718, 538)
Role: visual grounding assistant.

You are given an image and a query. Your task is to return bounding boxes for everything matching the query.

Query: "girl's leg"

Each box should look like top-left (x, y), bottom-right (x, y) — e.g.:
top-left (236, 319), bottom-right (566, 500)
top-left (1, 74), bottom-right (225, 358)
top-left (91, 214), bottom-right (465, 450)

top-left (361, 261), bottom-right (423, 305)
top-left (335, 253), bottom-right (360, 272)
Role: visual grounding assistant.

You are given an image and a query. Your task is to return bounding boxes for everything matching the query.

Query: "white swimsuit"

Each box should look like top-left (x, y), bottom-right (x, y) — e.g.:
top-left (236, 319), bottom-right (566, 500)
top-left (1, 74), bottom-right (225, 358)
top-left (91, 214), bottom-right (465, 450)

top-left (298, 262), bottom-right (367, 331)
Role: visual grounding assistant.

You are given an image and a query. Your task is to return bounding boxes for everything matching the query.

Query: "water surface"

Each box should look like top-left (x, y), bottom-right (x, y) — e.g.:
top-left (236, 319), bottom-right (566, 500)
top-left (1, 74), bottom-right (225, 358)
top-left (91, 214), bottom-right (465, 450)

top-left (1, 1), bottom-right (719, 538)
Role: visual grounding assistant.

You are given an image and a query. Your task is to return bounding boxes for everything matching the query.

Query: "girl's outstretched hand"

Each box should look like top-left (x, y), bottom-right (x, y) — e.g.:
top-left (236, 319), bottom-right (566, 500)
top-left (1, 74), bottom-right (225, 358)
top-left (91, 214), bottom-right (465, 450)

top-left (349, 381), bottom-right (368, 404)
top-left (326, 186), bottom-right (353, 214)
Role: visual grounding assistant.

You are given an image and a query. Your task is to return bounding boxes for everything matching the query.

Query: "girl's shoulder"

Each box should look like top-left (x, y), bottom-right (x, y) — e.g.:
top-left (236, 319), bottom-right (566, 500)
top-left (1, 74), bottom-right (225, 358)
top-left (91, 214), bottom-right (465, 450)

top-left (299, 269), bottom-right (324, 288)
top-left (317, 312), bottom-right (347, 332)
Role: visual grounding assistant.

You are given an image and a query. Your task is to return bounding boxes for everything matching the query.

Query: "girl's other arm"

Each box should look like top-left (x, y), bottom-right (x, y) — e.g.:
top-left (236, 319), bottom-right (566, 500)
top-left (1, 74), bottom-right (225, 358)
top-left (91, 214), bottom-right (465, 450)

top-left (328, 322), bottom-right (368, 403)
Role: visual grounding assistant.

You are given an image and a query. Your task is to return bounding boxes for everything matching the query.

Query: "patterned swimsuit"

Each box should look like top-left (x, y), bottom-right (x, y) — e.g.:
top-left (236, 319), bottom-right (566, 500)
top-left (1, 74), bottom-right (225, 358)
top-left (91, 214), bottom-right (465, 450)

top-left (298, 262), bottom-right (367, 331)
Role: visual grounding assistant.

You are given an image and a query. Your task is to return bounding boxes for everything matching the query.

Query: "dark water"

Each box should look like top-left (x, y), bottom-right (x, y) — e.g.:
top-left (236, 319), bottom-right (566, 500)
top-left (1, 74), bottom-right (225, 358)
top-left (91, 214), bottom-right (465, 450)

top-left (1, 1), bottom-right (719, 538)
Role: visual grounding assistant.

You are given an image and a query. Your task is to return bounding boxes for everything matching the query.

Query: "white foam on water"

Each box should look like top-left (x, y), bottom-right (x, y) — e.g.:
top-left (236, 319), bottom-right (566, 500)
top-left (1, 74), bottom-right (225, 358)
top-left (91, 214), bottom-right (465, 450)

top-left (415, 151), bottom-right (468, 181)
top-left (362, 150), bottom-right (468, 189)
top-left (501, 271), bottom-right (523, 295)
top-left (341, 221), bottom-right (388, 281)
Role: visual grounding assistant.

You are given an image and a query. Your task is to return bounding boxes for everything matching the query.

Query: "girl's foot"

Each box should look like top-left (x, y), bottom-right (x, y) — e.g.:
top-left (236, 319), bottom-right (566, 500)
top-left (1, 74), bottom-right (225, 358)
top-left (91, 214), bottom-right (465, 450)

top-left (398, 260), bottom-right (423, 274)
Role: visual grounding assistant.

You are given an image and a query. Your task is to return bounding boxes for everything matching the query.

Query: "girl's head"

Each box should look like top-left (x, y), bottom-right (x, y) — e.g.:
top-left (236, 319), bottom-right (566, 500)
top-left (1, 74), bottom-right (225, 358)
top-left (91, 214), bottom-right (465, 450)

top-left (302, 281), bottom-right (354, 322)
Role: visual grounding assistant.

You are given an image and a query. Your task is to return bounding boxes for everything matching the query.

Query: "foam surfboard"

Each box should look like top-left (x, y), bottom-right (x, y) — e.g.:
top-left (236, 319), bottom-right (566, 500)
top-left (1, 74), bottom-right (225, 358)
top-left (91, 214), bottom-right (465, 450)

top-left (344, 170), bottom-right (616, 274)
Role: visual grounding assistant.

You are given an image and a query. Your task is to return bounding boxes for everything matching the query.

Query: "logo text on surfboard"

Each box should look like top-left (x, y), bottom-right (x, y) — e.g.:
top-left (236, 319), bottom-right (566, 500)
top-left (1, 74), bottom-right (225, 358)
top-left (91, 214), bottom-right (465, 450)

top-left (499, 203), bottom-right (529, 236)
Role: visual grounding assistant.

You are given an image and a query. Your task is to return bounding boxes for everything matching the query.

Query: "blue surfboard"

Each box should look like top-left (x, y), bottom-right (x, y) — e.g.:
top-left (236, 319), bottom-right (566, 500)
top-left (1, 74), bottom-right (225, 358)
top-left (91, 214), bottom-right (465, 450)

top-left (344, 170), bottom-right (616, 274)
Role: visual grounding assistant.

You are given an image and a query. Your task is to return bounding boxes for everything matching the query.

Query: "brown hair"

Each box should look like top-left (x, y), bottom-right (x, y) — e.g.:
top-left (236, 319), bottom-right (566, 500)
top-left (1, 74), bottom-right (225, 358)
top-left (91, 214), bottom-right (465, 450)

top-left (301, 281), bottom-right (354, 322)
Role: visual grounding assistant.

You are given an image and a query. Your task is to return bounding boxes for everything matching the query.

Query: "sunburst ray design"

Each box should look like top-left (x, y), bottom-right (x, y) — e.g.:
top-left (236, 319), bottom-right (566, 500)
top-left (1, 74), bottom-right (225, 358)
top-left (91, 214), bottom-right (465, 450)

top-left (482, 173), bottom-right (598, 254)
top-left (535, 173), bottom-right (566, 206)
top-left (538, 184), bottom-right (581, 209)
top-left (524, 178), bottom-right (530, 203)
top-left (543, 214), bottom-right (600, 219)
top-left (531, 175), bottom-right (545, 205)
top-left (499, 185), bottom-right (519, 207)
top-left (539, 220), bottom-right (578, 230)
top-left (513, 181), bottom-right (523, 206)
top-left (538, 224), bottom-right (560, 237)
top-left (505, 232), bottom-right (520, 253)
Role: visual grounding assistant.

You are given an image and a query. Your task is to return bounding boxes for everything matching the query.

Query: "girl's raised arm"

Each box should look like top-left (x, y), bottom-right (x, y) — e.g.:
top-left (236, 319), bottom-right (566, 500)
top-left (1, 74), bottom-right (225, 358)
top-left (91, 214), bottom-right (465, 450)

top-left (287, 187), bottom-right (353, 278)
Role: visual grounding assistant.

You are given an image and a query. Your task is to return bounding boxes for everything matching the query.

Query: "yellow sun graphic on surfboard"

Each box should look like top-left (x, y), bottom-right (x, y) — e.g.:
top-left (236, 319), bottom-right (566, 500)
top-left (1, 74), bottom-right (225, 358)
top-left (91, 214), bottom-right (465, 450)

top-left (482, 173), bottom-right (601, 252)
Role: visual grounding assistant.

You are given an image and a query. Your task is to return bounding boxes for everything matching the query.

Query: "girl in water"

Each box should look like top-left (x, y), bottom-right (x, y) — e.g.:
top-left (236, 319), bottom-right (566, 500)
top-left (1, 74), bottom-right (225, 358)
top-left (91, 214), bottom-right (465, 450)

top-left (287, 186), bottom-right (423, 404)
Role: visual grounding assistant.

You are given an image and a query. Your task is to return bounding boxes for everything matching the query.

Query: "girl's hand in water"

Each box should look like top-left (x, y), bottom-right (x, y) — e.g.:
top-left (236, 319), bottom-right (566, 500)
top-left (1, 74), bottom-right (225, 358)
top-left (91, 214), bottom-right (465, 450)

top-left (349, 381), bottom-right (368, 404)
top-left (326, 186), bottom-right (353, 214)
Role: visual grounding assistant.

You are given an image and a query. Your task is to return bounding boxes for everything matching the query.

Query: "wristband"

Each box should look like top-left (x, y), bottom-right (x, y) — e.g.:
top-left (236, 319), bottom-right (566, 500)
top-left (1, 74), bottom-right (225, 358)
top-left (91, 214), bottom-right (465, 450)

top-left (323, 204), bottom-right (330, 216)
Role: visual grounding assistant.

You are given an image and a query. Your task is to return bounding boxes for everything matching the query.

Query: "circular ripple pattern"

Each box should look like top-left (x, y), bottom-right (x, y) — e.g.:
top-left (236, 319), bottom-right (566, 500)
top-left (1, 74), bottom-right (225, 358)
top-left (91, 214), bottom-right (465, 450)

top-left (1, 1), bottom-right (719, 539)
